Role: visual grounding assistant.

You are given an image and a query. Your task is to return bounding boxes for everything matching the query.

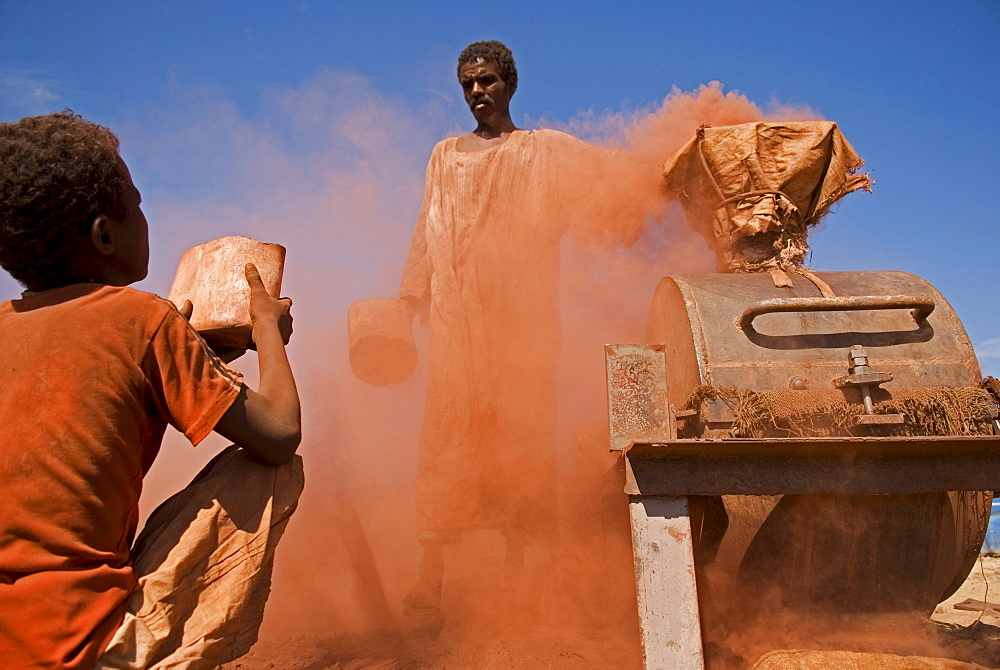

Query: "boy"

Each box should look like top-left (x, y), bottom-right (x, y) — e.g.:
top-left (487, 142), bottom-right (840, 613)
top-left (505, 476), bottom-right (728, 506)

top-left (0, 111), bottom-right (303, 668)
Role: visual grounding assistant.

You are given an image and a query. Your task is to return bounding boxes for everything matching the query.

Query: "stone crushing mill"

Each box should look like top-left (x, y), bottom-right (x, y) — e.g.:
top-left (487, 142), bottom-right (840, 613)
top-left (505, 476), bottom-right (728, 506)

top-left (604, 122), bottom-right (1000, 669)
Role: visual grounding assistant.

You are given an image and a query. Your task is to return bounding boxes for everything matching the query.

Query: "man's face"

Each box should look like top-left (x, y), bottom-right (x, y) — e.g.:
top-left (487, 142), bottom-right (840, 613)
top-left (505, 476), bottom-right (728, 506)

top-left (459, 59), bottom-right (512, 125)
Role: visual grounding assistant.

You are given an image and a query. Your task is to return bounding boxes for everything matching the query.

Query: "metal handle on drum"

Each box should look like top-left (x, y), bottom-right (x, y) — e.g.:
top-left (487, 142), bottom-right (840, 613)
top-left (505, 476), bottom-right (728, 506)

top-left (738, 295), bottom-right (936, 331)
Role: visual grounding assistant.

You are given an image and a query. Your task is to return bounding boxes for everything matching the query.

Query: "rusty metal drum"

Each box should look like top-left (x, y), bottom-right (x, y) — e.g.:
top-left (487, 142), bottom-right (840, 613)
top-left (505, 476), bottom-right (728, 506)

top-left (646, 270), bottom-right (981, 406)
top-left (644, 270), bottom-right (991, 614)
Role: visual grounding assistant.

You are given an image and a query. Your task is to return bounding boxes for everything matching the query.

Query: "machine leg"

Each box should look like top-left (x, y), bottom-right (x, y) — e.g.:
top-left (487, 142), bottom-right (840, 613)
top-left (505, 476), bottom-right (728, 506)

top-left (629, 494), bottom-right (705, 670)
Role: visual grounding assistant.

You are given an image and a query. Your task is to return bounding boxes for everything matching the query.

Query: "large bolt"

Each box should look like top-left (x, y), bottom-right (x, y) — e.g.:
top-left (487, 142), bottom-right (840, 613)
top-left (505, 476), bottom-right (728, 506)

top-left (849, 345), bottom-right (869, 374)
top-left (849, 345), bottom-right (875, 415)
top-left (789, 376), bottom-right (808, 390)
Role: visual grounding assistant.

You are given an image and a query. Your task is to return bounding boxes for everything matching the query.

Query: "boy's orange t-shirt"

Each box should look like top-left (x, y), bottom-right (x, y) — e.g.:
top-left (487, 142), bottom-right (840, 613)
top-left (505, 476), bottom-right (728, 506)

top-left (0, 284), bottom-right (243, 669)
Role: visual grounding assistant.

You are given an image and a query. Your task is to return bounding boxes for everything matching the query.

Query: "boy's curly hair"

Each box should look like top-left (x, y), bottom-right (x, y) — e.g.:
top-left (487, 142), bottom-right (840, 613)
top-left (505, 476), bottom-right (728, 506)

top-left (0, 110), bottom-right (129, 288)
top-left (457, 40), bottom-right (518, 95)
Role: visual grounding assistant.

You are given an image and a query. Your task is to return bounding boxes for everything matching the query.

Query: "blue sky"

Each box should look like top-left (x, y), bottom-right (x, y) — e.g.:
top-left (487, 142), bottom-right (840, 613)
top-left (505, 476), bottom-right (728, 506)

top-left (5, 3), bottom-right (998, 639)
top-left (2, 0), bottom-right (998, 374)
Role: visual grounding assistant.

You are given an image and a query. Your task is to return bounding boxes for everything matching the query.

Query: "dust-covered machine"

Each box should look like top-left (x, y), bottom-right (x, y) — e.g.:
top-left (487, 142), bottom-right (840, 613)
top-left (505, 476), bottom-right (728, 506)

top-left (605, 122), bottom-right (1000, 669)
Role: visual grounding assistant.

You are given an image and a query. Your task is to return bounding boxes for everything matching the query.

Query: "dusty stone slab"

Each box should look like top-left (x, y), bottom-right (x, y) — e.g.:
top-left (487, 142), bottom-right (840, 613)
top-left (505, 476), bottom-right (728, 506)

top-left (168, 236), bottom-right (285, 349)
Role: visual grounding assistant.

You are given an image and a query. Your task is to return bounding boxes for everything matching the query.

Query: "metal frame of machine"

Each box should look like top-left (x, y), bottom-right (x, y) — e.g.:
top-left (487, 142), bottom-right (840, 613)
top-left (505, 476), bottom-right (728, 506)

top-left (605, 272), bottom-right (1000, 670)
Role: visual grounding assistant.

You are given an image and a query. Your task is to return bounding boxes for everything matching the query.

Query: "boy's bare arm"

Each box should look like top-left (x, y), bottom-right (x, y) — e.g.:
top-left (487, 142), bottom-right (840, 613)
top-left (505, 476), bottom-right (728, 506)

top-left (214, 263), bottom-right (301, 465)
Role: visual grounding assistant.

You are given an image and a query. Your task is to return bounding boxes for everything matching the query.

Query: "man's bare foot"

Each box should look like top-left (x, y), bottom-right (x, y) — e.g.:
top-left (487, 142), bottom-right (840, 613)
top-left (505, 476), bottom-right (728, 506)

top-left (404, 541), bottom-right (444, 612)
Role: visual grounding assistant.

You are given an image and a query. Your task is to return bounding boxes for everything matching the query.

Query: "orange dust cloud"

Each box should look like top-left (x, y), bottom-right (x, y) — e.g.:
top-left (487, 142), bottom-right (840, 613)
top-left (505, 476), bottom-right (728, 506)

top-left (135, 76), bottom-right (831, 667)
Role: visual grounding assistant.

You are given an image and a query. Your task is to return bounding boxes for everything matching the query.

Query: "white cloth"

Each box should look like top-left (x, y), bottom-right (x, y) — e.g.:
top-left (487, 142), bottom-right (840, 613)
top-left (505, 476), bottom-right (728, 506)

top-left (400, 130), bottom-right (645, 537)
top-left (95, 446), bottom-right (304, 669)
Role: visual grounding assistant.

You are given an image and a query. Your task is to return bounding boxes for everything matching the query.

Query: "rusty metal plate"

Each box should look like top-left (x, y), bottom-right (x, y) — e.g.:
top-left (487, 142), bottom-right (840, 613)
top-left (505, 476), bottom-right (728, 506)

top-left (623, 436), bottom-right (1000, 495)
top-left (855, 414), bottom-right (905, 425)
top-left (605, 344), bottom-right (671, 451)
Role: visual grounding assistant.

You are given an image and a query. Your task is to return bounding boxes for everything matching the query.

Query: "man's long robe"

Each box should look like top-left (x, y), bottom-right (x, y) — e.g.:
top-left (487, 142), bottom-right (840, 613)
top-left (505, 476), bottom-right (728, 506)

top-left (400, 129), bottom-right (645, 538)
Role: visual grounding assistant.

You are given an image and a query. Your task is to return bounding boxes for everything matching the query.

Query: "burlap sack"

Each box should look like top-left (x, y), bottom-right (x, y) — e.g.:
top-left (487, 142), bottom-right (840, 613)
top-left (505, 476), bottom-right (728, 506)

top-left (662, 121), bottom-right (872, 272)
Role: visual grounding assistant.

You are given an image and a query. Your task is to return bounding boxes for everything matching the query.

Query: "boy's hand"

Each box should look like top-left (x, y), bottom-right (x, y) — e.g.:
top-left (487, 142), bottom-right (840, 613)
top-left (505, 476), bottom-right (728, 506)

top-left (246, 263), bottom-right (293, 348)
top-left (214, 263), bottom-right (300, 465)
top-left (177, 300), bottom-right (247, 363)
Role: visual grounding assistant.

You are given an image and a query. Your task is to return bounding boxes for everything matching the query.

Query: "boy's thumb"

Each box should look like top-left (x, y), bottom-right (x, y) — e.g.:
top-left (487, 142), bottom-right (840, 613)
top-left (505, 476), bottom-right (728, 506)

top-left (245, 263), bottom-right (263, 288)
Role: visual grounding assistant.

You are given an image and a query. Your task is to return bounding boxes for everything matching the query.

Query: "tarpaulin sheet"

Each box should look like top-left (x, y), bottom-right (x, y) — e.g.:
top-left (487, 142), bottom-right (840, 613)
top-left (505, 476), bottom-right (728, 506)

top-left (662, 121), bottom-right (871, 271)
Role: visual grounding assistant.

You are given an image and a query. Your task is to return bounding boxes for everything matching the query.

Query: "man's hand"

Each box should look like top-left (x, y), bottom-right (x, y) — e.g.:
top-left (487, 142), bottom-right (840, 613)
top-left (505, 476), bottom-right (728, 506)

top-left (402, 295), bottom-right (427, 327)
top-left (246, 263), bottom-right (293, 348)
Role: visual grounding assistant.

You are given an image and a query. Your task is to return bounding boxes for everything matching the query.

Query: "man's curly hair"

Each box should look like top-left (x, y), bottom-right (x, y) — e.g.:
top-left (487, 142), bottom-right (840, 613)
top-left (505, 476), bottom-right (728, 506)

top-left (0, 110), bottom-right (129, 289)
top-left (457, 40), bottom-right (517, 95)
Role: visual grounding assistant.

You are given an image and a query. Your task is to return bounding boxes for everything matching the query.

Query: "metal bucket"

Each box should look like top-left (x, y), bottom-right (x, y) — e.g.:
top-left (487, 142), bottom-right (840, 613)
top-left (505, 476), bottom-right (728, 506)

top-left (348, 298), bottom-right (417, 386)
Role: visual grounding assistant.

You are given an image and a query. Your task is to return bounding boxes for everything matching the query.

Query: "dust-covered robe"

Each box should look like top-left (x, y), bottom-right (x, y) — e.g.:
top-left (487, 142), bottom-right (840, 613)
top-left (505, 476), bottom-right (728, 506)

top-left (400, 129), bottom-right (647, 538)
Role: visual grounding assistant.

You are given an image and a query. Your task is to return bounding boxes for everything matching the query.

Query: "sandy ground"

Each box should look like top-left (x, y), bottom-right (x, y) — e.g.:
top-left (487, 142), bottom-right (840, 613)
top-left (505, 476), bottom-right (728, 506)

top-left (933, 554), bottom-right (1000, 629)
top-left (223, 556), bottom-right (1000, 669)
top-left (222, 630), bottom-right (638, 670)
top-left (927, 554), bottom-right (1000, 667)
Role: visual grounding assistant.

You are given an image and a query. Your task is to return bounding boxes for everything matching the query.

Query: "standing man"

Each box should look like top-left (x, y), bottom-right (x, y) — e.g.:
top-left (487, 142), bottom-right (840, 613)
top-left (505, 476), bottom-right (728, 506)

top-left (400, 41), bottom-right (647, 611)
